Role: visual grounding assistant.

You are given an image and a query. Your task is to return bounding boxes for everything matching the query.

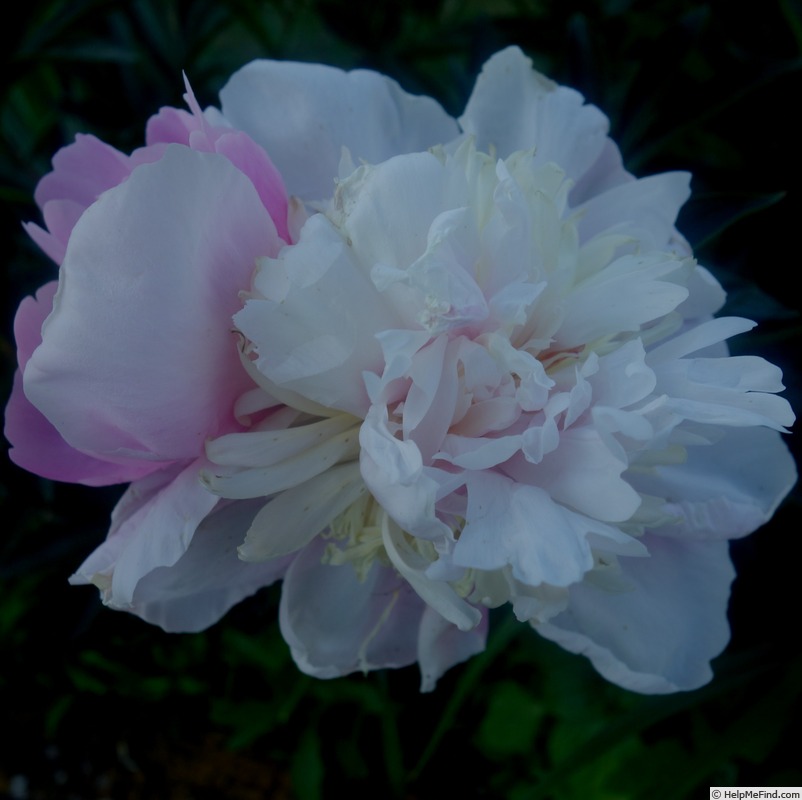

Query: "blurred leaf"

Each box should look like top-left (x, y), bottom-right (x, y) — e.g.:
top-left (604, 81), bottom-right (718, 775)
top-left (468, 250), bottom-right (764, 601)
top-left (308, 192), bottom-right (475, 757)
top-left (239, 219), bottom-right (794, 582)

top-left (211, 699), bottom-right (281, 749)
top-left (222, 627), bottom-right (290, 674)
top-left (475, 680), bottom-right (544, 757)
top-left (66, 665), bottom-right (107, 694)
top-left (291, 728), bottom-right (324, 800)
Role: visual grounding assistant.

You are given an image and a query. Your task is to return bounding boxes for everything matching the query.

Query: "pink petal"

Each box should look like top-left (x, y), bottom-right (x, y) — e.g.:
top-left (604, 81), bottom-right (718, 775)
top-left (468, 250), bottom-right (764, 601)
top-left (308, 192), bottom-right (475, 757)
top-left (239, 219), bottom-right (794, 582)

top-left (24, 146), bottom-right (281, 464)
top-left (5, 282), bottom-right (156, 485)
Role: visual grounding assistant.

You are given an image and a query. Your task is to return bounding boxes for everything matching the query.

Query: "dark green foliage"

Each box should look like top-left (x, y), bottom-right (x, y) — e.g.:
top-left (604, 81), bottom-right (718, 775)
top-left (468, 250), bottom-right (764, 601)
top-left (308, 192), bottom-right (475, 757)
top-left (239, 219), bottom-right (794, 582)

top-left (2, 1), bottom-right (800, 797)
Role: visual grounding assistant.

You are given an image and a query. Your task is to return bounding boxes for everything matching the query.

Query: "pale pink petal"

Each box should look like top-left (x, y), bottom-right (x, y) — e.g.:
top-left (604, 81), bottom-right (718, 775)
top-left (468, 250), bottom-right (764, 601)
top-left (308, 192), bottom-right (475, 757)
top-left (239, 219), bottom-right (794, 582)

top-left (213, 131), bottom-right (291, 243)
top-left (12, 281), bottom-right (57, 368)
top-left (145, 101), bottom-right (292, 242)
top-left (5, 369), bottom-right (158, 486)
top-left (145, 106), bottom-right (199, 146)
top-left (34, 133), bottom-right (132, 211)
top-left (5, 282), bottom-right (156, 485)
top-left (24, 146), bottom-right (281, 464)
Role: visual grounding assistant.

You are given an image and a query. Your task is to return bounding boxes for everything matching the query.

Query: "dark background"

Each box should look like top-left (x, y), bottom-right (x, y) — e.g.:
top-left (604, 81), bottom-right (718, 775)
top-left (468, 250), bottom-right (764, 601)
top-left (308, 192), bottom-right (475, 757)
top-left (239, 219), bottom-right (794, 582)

top-left (1, 1), bottom-right (800, 797)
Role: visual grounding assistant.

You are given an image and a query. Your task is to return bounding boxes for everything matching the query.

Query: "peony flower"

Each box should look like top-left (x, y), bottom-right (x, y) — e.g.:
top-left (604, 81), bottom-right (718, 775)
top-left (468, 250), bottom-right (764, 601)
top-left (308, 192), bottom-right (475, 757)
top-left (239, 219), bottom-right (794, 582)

top-left (6, 47), bottom-right (796, 693)
top-left (204, 47), bottom-right (796, 692)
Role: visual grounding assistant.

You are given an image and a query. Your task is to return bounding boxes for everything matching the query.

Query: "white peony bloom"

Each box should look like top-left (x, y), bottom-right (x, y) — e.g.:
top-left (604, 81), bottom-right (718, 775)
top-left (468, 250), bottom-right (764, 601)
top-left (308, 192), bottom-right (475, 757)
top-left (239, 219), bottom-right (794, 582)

top-left (201, 47), bottom-right (796, 692)
top-left (11, 41), bottom-right (791, 693)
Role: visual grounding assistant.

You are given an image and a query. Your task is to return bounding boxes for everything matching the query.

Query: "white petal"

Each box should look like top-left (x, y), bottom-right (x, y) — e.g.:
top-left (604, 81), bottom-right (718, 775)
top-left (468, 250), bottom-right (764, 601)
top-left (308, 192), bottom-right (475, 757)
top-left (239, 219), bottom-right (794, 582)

top-left (459, 46), bottom-right (609, 178)
top-left (131, 499), bottom-right (291, 632)
top-left (417, 606), bottom-right (488, 692)
top-left (220, 59), bottom-right (458, 201)
top-left (647, 316), bottom-right (756, 363)
top-left (654, 356), bottom-right (794, 431)
top-left (70, 459), bottom-right (219, 611)
top-left (236, 214), bottom-right (404, 416)
top-left (631, 426), bottom-right (797, 540)
top-left (359, 404), bottom-right (452, 541)
top-left (577, 172), bottom-right (691, 249)
top-left (381, 514), bottom-right (482, 632)
top-left (238, 462), bottom-right (365, 561)
top-left (556, 254), bottom-right (690, 348)
top-left (279, 538), bottom-right (422, 678)
top-left (513, 426), bottom-right (642, 522)
top-left (455, 472), bottom-right (595, 586)
top-left (537, 534), bottom-right (736, 693)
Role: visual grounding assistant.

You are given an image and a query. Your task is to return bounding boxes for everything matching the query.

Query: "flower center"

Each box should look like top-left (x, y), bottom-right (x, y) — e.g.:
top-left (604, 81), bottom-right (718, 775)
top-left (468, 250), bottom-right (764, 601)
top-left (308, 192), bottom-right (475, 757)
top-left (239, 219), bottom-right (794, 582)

top-left (323, 492), bottom-right (389, 580)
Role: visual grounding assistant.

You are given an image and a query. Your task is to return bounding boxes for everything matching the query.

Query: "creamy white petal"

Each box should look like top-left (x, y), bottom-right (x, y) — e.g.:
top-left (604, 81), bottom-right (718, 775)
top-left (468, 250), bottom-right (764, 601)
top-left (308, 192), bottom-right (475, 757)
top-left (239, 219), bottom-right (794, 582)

top-left (206, 413), bottom-right (358, 468)
top-left (238, 462), bottom-right (365, 561)
top-left (202, 426), bottom-right (360, 499)
top-left (381, 514), bottom-right (482, 631)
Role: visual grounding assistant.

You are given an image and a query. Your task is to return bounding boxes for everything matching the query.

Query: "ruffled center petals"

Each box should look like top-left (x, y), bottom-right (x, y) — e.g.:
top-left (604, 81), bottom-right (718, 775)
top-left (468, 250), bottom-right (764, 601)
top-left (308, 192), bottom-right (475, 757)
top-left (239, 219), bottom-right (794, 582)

top-left (236, 214), bottom-right (406, 417)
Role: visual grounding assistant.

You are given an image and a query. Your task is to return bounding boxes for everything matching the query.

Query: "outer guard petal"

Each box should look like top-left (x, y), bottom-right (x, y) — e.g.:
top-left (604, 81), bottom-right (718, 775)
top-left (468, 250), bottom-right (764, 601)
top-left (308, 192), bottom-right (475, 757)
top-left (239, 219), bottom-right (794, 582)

top-left (5, 282), bottom-right (157, 485)
top-left (279, 538), bottom-right (422, 678)
top-left (220, 59), bottom-right (459, 201)
top-left (459, 46), bottom-right (609, 179)
top-left (630, 426), bottom-right (797, 540)
top-left (24, 147), bottom-right (281, 464)
top-left (536, 534), bottom-right (736, 693)
top-left (132, 499), bottom-right (292, 632)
